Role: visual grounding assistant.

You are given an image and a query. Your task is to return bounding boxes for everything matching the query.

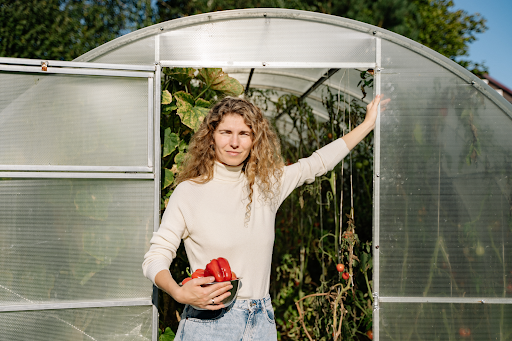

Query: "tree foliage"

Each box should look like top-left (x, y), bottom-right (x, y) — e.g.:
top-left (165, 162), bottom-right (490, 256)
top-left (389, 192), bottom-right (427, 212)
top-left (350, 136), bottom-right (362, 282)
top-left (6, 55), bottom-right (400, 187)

top-left (0, 0), bottom-right (155, 60)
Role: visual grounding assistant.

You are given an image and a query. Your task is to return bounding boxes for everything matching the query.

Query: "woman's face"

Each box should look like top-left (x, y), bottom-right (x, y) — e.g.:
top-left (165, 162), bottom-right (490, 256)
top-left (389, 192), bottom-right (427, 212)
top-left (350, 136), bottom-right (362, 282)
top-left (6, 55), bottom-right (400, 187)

top-left (213, 114), bottom-right (253, 166)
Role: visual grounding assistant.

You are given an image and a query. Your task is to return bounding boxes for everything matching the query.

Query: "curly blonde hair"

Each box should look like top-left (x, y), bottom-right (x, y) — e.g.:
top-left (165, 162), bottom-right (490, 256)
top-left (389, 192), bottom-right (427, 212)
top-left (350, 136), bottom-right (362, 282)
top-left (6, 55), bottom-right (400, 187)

top-left (175, 97), bottom-right (284, 221)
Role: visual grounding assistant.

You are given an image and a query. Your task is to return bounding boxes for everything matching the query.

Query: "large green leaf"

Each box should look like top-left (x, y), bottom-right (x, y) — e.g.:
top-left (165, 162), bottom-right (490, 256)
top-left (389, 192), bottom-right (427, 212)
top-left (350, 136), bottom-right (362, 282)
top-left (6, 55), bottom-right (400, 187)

top-left (197, 68), bottom-right (244, 96)
top-left (163, 67), bottom-right (196, 84)
top-left (174, 91), bottom-right (210, 131)
top-left (162, 90), bottom-right (172, 105)
top-left (162, 168), bottom-right (174, 189)
top-left (159, 327), bottom-right (176, 341)
top-left (163, 128), bottom-right (180, 157)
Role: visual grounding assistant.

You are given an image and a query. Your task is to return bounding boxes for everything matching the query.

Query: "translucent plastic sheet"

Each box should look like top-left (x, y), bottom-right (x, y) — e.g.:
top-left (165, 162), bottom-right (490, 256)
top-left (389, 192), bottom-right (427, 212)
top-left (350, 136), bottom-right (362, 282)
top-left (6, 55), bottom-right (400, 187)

top-left (379, 302), bottom-right (512, 341)
top-left (0, 73), bottom-right (149, 168)
top-left (159, 18), bottom-right (375, 64)
top-left (379, 40), bottom-right (512, 298)
top-left (0, 306), bottom-right (152, 341)
top-left (0, 179), bottom-right (154, 305)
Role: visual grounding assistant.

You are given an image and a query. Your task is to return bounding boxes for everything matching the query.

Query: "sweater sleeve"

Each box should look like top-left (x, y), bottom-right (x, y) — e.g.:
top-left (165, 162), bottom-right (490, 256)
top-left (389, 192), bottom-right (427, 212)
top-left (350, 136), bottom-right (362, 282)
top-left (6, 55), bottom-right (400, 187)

top-left (279, 138), bottom-right (350, 204)
top-left (142, 185), bottom-right (188, 286)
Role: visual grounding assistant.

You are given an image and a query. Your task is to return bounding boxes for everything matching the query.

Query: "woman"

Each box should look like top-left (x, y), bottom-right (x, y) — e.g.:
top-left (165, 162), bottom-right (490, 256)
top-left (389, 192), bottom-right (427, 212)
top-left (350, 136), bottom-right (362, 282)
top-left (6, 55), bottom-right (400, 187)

top-left (143, 95), bottom-right (387, 340)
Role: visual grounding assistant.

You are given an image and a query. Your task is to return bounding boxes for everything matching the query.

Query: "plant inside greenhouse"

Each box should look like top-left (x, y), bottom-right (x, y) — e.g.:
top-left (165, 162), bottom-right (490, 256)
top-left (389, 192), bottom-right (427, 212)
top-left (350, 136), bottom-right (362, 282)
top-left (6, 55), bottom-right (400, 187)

top-left (1, 8), bottom-right (511, 341)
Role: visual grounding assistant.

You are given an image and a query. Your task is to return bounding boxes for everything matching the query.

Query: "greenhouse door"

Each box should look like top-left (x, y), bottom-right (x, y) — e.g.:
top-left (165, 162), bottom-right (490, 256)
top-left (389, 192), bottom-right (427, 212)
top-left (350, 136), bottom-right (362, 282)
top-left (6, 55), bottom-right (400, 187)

top-left (0, 58), bottom-right (159, 340)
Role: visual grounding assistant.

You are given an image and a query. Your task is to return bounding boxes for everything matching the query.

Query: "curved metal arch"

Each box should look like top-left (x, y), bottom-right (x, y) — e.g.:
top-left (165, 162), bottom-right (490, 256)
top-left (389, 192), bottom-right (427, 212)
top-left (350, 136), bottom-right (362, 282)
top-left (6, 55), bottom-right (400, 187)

top-left (74, 8), bottom-right (511, 118)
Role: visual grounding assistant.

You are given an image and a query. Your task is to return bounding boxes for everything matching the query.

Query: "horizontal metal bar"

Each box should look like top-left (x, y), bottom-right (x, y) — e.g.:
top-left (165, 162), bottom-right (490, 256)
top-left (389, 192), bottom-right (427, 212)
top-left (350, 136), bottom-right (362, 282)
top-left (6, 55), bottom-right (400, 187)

top-left (379, 296), bottom-right (512, 304)
top-left (0, 57), bottom-right (155, 71)
top-left (0, 165), bottom-right (152, 172)
top-left (0, 299), bottom-right (153, 313)
top-left (0, 172), bottom-right (154, 179)
top-left (0, 64), bottom-right (153, 78)
top-left (160, 60), bottom-right (376, 69)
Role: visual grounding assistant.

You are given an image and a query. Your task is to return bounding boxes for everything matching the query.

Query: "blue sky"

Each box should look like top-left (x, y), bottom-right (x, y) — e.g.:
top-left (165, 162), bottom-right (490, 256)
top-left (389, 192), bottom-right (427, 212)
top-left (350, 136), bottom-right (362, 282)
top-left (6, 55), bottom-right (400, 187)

top-left (452, 0), bottom-right (512, 90)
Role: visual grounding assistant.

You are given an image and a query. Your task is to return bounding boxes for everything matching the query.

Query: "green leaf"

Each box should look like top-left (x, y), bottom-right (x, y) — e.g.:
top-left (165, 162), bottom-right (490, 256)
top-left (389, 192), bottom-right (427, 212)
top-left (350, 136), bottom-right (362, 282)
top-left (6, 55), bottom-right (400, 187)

top-left (162, 104), bottom-right (177, 116)
top-left (162, 90), bottom-right (172, 105)
top-left (174, 91), bottom-right (210, 131)
top-left (175, 152), bottom-right (186, 170)
top-left (162, 168), bottom-right (174, 189)
top-left (197, 68), bottom-right (244, 96)
top-left (163, 128), bottom-right (180, 157)
top-left (163, 67), bottom-right (196, 84)
top-left (159, 327), bottom-right (176, 341)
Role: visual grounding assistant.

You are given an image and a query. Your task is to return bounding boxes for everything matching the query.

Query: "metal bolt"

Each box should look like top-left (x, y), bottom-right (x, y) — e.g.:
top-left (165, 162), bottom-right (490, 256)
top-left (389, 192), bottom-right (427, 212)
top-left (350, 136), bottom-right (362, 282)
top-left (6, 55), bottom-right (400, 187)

top-left (160, 27), bottom-right (164, 31)
top-left (376, 173), bottom-right (380, 177)
top-left (480, 300), bottom-right (485, 304)
top-left (471, 80), bottom-right (476, 85)
top-left (264, 13), bottom-right (267, 17)
top-left (375, 245), bottom-right (379, 249)
top-left (373, 31), bottom-right (377, 35)
top-left (262, 62), bottom-right (267, 66)
top-left (376, 68), bottom-right (382, 72)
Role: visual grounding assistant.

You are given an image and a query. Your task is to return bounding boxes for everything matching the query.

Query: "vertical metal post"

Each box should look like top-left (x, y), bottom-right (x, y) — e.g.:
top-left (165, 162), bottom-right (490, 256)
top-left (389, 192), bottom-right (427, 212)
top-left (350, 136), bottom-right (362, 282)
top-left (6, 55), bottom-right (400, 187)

top-left (148, 78), bottom-right (155, 168)
top-left (152, 63), bottom-right (162, 341)
top-left (373, 36), bottom-right (382, 341)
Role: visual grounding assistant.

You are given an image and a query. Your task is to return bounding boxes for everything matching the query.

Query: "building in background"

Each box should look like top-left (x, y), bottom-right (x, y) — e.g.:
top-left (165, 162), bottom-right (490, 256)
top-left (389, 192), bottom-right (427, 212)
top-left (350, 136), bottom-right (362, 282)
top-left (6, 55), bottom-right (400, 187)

top-left (482, 74), bottom-right (512, 104)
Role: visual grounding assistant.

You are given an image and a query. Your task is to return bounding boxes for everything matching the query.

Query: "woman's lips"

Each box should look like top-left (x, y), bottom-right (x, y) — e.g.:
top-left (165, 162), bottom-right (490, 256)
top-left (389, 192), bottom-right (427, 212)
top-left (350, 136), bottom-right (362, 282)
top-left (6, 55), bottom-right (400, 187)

top-left (227, 151), bottom-right (239, 156)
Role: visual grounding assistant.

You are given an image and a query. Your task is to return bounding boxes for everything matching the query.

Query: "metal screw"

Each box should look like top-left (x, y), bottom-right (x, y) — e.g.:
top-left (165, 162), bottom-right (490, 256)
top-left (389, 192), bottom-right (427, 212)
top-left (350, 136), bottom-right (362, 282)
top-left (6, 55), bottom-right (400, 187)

top-left (471, 80), bottom-right (476, 85)
top-left (375, 245), bottom-right (379, 249)
top-left (373, 31), bottom-right (377, 35)
top-left (264, 13), bottom-right (267, 17)
top-left (160, 27), bottom-right (164, 31)
top-left (481, 300), bottom-right (485, 304)
top-left (262, 62), bottom-right (267, 66)
top-left (376, 173), bottom-right (380, 177)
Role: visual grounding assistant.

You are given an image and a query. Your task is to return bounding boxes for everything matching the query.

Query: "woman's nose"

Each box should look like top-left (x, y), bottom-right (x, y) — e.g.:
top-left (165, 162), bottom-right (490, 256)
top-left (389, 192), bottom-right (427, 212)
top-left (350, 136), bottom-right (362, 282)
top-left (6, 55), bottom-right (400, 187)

top-left (229, 135), bottom-right (239, 147)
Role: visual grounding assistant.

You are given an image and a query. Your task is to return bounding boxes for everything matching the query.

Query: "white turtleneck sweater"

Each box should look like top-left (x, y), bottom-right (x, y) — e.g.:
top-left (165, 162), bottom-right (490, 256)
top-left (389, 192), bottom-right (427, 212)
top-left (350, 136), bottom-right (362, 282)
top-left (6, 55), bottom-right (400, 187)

top-left (142, 138), bottom-right (350, 300)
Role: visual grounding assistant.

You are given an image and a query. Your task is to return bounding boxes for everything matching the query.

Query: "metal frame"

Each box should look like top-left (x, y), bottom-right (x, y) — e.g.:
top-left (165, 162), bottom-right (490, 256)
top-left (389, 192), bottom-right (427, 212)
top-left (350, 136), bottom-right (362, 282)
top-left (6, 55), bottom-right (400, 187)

top-left (0, 299), bottom-right (153, 313)
top-left (373, 37), bottom-right (382, 341)
top-left (0, 59), bottom-right (158, 339)
top-left (0, 61), bottom-right (155, 173)
top-left (160, 60), bottom-right (376, 69)
top-left (152, 63), bottom-right (162, 341)
top-left (0, 171), bottom-right (154, 179)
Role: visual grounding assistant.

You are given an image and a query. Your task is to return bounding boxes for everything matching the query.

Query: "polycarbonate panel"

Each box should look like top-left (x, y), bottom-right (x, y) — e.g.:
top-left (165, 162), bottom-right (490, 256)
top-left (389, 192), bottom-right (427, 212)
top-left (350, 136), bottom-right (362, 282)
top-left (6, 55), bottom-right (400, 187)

top-left (159, 18), bottom-right (375, 64)
top-left (0, 179), bottom-right (153, 305)
top-left (89, 36), bottom-right (156, 65)
top-left (0, 72), bottom-right (149, 167)
top-left (379, 302), bottom-right (512, 341)
top-left (0, 305), bottom-right (152, 341)
top-left (378, 41), bottom-right (512, 298)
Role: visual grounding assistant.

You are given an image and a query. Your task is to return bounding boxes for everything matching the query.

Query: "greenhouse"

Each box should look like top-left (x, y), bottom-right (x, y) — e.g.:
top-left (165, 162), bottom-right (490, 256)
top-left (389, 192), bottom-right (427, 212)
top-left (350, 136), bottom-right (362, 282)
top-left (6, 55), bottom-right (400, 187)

top-left (1, 8), bottom-right (511, 341)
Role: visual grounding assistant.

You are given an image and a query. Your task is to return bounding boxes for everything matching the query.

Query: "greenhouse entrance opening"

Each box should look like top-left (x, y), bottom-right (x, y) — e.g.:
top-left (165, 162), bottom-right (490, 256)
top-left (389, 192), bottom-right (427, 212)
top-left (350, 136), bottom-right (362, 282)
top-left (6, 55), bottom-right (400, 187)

top-left (2, 8), bottom-right (512, 341)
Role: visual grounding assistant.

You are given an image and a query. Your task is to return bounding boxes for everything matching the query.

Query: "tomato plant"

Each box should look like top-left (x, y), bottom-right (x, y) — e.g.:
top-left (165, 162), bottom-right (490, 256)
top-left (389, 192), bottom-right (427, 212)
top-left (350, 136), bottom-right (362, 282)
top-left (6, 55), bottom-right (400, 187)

top-left (336, 264), bottom-right (345, 272)
top-left (342, 272), bottom-right (350, 280)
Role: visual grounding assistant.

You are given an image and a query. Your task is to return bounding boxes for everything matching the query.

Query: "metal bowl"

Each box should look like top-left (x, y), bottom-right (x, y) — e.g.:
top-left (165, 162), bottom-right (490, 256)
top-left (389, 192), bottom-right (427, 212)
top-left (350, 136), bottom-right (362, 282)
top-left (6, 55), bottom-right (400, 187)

top-left (191, 279), bottom-right (242, 310)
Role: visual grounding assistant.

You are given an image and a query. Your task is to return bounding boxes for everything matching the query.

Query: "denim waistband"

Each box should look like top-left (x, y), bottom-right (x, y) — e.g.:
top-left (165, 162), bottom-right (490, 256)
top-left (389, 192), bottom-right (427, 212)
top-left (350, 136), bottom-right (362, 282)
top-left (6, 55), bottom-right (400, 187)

top-left (230, 294), bottom-right (271, 310)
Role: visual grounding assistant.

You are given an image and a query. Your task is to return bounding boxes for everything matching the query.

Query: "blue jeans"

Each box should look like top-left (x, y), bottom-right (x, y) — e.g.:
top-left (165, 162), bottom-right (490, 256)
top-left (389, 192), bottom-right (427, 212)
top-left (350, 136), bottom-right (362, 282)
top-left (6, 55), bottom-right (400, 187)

top-left (174, 294), bottom-right (277, 341)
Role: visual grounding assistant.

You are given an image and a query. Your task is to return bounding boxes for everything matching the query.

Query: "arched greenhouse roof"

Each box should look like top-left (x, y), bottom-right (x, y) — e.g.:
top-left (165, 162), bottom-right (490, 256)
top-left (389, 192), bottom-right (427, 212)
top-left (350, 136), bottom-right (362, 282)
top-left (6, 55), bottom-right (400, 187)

top-left (75, 8), bottom-right (512, 120)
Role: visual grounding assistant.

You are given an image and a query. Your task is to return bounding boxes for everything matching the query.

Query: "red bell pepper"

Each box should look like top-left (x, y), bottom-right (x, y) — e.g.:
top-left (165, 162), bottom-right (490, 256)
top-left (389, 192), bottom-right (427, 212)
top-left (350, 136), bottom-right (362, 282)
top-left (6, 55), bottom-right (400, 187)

top-left (204, 257), bottom-right (232, 282)
top-left (191, 269), bottom-right (205, 279)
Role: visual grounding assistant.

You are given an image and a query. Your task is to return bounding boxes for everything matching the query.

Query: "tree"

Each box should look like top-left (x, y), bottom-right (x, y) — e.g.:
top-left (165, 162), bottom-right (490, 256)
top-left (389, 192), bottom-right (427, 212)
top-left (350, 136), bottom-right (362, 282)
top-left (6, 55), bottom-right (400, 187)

top-left (0, 0), bottom-right (155, 61)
